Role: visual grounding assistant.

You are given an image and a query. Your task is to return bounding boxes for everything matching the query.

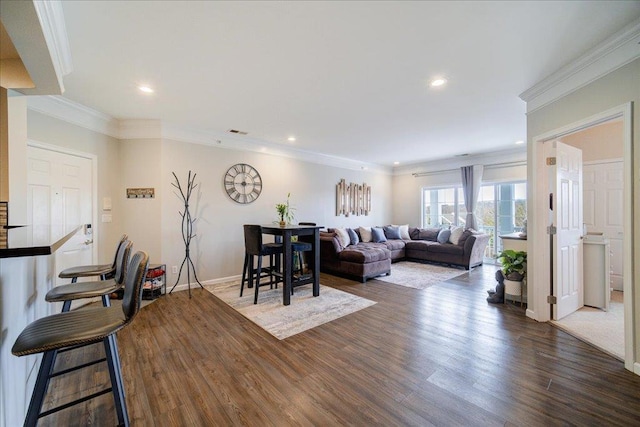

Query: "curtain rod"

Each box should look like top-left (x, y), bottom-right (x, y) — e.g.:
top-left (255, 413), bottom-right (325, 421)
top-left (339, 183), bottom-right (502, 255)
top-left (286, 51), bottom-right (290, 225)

top-left (411, 160), bottom-right (527, 178)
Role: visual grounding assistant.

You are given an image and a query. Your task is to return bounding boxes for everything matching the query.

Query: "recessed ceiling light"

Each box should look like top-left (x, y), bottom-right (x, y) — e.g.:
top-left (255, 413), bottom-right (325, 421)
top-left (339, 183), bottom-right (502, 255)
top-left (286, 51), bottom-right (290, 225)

top-left (393, 161), bottom-right (400, 165)
top-left (515, 140), bottom-right (525, 145)
top-left (429, 78), bottom-right (447, 87)
top-left (138, 85), bottom-right (154, 93)
top-left (288, 136), bottom-right (296, 142)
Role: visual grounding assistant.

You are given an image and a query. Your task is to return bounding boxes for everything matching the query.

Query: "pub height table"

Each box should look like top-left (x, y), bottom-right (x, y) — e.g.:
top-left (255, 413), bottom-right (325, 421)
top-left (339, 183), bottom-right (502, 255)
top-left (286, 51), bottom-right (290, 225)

top-left (260, 224), bottom-right (322, 305)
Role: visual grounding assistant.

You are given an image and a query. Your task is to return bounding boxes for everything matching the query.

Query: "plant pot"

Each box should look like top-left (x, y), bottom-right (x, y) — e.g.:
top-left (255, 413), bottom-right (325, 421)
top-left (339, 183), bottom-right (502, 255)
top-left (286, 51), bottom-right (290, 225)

top-left (279, 220), bottom-right (286, 227)
top-left (504, 279), bottom-right (523, 296)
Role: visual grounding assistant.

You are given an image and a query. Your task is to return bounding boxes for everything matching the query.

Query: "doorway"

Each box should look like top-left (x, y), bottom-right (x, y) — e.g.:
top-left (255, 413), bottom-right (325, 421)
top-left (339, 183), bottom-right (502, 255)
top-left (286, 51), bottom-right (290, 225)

top-left (549, 121), bottom-right (624, 360)
top-left (26, 142), bottom-right (97, 309)
top-left (529, 103), bottom-right (635, 372)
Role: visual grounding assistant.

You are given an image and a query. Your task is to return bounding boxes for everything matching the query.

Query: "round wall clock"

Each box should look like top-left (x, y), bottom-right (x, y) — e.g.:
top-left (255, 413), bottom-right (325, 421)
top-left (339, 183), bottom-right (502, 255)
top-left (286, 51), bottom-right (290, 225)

top-left (224, 163), bottom-right (262, 204)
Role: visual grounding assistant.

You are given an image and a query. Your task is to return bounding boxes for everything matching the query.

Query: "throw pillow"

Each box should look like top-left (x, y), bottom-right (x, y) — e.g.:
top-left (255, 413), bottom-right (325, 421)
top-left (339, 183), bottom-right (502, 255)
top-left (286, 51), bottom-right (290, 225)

top-left (335, 228), bottom-right (351, 248)
top-left (371, 227), bottom-right (387, 243)
top-left (419, 228), bottom-right (441, 241)
top-left (359, 226), bottom-right (372, 243)
top-left (392, 224), bottom-right (411, 240)
top-left (449, 226), bottom-right (464, 245)
top-left (347, 228), bottom-right (360, 245)
top-left (437, 228), bottom-right (451, 244)
top-left (383, 225), bottom-right (401, 240)
top-left (457, 229), bottom-right (473, 246)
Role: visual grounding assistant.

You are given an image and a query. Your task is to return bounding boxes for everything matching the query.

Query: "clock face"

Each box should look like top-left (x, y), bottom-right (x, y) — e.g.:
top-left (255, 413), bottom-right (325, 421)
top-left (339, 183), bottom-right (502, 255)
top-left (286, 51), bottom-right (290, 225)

top-left (224, 163), bottom-right (262, 204)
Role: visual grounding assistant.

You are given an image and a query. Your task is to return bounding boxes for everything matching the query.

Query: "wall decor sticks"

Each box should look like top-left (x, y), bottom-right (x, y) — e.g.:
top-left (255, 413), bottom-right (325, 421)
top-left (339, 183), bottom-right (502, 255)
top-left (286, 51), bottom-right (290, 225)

top-left (336, 179), bottom-right (371, 216)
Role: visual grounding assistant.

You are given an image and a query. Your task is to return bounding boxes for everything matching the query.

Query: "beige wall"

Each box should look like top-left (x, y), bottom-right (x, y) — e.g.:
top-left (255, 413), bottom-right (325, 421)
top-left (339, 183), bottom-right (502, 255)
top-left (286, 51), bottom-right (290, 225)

top-left (25, 111), bottom-right (394, 284)
top-left (160, 139), bottom-right (393, 285)
top-left (392, 162), bottom-right (527, 227)
top-left (26, 110), bottom-right (122, 262)
top-left (560, 120), bottom-right (623, 162)
top-left (526, 58), bottom-right (639, 365)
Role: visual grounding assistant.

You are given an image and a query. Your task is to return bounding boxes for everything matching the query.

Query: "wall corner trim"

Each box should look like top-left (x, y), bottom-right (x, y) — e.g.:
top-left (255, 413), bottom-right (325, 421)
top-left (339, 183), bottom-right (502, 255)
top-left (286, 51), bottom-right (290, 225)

top-left (519, 19), bottom-right (640, 113)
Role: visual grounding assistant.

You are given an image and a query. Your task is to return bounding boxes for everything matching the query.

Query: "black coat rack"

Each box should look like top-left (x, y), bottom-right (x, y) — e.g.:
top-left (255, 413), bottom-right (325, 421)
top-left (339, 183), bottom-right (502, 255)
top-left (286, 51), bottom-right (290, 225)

top-left (169, 170), bottom-right (203, 298)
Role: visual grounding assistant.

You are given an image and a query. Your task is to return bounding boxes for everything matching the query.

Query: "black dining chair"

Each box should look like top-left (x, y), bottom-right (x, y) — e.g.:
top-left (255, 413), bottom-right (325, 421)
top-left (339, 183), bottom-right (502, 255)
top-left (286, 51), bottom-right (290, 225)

top-left (12, 250), bottom-right (149, 427)
top-left (58, 234), bottom-right (128, 283)
top-left (292, 222), bottom-right (315, 277)
top-left (241, 224), bottom-right (283, 304)
top-left (46, 239), bottom-right (133, 312)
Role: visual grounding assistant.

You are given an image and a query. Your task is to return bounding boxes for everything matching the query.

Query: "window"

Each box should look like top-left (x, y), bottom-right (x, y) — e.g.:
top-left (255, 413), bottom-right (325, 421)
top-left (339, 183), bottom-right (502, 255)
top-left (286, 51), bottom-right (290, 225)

top-left (422, 187), bottom-right (466, 227)
top-left (422, 181), bottom-right (526, 260)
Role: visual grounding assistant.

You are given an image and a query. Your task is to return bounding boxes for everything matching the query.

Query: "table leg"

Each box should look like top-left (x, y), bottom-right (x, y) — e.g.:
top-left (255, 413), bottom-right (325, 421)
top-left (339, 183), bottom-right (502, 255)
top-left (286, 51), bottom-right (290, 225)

top-left (283, 230), bottom-right (292, 305)
top-left (313, 230), bottom-right (320, 297)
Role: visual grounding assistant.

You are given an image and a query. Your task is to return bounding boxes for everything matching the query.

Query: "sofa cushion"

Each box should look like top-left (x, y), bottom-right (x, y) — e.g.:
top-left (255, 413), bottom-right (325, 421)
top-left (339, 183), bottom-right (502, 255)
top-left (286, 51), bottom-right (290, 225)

top-left (394, 224), bottom-right (411, 240)
top-left (383, 225), bottom-right (401, 239)
top-left (347, 228), bottom-right (360, 245)
top-left (383, 239), bottom-right (406, 251)
top-left (449, 226), bottom-right (464, 245)
top-left (359, 226), bottom-right (372, 242)
top-left (335, 228), bottom-right (351, 248)
top-left (437, 228), bottom-right (451, 244)
top-left (457, 229), bottom-right (473, 246)
top-left (418, 228), bottom-right (441, 241)
top-left (338, 245), bottom-right (390, 263)
top-left (372, 227), bottom-right (387, 243)
top-left (427, 242), bottom-right (464, 255)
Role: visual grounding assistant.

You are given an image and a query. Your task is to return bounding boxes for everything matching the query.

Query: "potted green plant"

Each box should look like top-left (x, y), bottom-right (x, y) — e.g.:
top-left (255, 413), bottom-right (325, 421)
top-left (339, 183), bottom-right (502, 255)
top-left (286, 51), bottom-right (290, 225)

top-left (275, 193), bottom-right (295, 227)
top-left (498, 249), bottom-right (527, 300)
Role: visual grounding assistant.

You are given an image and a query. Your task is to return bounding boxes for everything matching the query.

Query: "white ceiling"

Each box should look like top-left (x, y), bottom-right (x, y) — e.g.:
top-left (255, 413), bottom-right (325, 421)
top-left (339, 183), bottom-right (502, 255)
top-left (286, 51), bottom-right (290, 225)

top-left (57, 1), bottom-right (640, 167)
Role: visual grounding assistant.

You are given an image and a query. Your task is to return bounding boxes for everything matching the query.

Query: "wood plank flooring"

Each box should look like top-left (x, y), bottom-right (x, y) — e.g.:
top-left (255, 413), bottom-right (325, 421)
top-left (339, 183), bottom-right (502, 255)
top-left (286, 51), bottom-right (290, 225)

top-left (39, 265), bottom-right (640, 426)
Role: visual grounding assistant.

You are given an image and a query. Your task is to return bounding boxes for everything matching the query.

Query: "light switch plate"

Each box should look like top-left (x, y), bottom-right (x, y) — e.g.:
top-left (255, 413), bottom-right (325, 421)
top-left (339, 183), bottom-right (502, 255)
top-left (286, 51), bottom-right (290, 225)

top-left (102, 214), bottom-right (112, 223)
top-left (103, 197), bottom-right (112, 211)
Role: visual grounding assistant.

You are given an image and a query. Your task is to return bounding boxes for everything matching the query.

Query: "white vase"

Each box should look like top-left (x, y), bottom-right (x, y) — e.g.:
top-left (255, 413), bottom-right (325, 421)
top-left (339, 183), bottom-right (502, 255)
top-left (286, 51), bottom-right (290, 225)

top-left (504, 279), bottom-right (523, 297)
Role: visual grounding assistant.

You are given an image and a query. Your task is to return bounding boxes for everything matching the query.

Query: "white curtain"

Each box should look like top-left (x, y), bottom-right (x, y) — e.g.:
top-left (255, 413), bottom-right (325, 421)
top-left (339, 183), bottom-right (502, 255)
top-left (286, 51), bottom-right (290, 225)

top-left (461, 165), bottom-right (484, 230)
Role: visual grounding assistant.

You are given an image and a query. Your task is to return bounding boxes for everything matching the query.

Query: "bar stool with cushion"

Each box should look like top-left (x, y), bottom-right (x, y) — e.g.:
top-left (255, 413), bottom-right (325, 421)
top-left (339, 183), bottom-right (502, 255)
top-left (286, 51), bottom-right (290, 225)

top-left (240, 224), bottom-right (283, 304)
top-left (58, 234), bottom-right (128, 283)
top-left (12, 250), bottom-right (149, 427)
top-left (46, 239), bottom-right (133, 312)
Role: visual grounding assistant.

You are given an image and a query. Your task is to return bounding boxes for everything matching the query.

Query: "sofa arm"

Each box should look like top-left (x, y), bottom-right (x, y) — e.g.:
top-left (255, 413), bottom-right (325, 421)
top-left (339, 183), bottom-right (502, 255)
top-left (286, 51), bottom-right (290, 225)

top-left (463, 233), bottom-right (490, 269)
top-left (319, 233), bottom-right (342, 261)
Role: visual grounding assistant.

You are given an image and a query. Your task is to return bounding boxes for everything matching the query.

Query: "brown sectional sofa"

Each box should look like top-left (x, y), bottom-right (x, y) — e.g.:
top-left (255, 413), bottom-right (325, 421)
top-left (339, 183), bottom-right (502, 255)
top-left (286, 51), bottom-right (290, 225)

top-left (318, 226), bottom-right (490, 282)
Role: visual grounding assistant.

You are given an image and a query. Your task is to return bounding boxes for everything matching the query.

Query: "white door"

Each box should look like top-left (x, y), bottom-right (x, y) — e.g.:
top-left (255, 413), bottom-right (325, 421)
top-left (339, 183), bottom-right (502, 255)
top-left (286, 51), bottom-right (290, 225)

top-left (27, 146), bottom-right (94, 287)
top-left (547, 140), bottom-right (584, 320)
top-left (583, 161), bottom-right (624, 290)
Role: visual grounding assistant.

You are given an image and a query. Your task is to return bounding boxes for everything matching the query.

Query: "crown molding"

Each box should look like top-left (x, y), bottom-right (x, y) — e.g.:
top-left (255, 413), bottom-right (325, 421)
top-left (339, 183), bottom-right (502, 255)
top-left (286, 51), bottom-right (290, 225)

top-left (393, 147), bottom-right (527, 177)
top-left (520, 19), bottom-right (640, 114)
top-left (26, 95), bottom-right (391, 174)
top-left (32, 0), bottom-right (73, 83)
top-left (27, 95), bottom-right (119, 138)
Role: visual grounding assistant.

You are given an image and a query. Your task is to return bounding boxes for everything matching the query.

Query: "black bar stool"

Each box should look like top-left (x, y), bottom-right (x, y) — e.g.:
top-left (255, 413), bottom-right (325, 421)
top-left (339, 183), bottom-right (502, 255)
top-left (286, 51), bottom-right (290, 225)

top-left (240, 225), bottom-right (283, 304)
top-left (12, 251), bottom-right (149, 427)
top-left (46, 239), bottom-right (132, 312)
top-left (292, 222), bottom-right (315, 277)
top-left (58, 234), bottom-right (128, 283)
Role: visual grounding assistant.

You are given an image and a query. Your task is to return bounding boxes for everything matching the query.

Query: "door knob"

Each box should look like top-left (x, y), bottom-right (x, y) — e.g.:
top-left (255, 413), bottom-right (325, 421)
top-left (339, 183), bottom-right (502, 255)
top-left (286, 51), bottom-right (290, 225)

top-left (84, 239), bottom-right (93, 245)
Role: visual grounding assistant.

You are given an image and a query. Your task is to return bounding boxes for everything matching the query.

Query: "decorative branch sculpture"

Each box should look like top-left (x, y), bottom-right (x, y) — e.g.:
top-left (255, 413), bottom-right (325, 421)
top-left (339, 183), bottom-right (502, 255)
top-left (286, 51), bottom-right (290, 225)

top-left (169, 170), bottom-right (203, 298)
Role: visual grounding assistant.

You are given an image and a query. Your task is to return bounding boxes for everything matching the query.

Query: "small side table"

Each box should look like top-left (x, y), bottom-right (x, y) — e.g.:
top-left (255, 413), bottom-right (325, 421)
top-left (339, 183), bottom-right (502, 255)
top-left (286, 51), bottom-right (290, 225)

top-left (143, 264), bottom-right (166, 300)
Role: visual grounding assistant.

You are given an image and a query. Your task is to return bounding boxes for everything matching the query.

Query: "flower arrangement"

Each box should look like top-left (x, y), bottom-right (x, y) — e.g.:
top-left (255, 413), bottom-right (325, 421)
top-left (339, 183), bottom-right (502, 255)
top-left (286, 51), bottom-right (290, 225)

top-left (276, 193), bottom-right (295, 226)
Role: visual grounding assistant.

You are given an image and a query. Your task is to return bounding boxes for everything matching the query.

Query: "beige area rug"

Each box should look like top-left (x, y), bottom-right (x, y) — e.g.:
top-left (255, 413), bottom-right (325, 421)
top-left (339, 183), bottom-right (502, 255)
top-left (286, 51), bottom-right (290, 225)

top-left (372, 261), bottom-right (467, 290)
top-left (551, 291), bottom-right (624, 360)
top-left (205, 281), bottom-right (376, 340)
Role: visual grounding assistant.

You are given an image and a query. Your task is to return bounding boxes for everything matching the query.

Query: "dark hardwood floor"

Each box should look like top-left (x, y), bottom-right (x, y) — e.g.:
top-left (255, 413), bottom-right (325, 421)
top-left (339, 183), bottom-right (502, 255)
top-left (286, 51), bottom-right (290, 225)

top-left (39, 265), bottom-right (640, 426)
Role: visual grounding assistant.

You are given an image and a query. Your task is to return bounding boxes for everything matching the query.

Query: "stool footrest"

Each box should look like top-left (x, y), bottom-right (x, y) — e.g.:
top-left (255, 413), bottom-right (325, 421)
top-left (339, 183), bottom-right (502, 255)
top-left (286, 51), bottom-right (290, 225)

top-left (50, 357), bottom-right (107, 378)
top-left (39, 387), bottom-right (113, 419)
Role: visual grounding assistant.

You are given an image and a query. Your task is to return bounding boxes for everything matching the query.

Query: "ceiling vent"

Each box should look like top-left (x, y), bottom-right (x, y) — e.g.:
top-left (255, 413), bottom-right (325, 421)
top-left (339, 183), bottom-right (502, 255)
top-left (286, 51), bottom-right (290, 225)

top-left (228, 129), bottom-right (248, 135)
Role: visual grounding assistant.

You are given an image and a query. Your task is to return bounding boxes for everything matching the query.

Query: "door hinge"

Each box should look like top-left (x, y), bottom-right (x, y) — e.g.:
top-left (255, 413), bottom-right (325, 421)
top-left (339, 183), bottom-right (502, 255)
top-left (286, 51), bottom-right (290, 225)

top-left (546, 157), bottom-right (556, 165)
top-left (547, 295), bottom-right (557, 305)
top-left (547, 225), bottom-right (557, 235)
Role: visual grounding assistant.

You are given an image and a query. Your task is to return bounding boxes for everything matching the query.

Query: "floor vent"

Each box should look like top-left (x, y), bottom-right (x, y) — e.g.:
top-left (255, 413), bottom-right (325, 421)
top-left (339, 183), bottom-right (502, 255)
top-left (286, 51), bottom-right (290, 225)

top-left (228, 129), bottom-right (248, 135)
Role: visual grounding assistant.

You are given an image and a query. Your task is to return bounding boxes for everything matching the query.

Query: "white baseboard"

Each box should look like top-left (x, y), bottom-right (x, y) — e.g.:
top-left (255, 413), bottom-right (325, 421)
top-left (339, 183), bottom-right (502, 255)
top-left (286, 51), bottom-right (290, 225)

top-left (167, 274), bottom-right (241, 293)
